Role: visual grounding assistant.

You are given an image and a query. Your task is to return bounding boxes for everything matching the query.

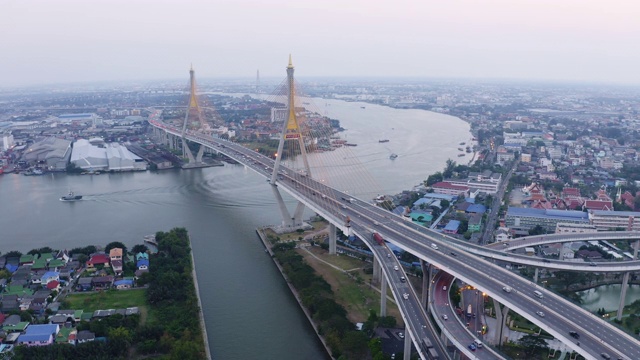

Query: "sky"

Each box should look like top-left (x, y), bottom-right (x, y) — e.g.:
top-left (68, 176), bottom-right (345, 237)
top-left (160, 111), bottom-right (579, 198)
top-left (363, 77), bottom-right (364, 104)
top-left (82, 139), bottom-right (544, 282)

top-left (2, 0), bottom-right (640, 88)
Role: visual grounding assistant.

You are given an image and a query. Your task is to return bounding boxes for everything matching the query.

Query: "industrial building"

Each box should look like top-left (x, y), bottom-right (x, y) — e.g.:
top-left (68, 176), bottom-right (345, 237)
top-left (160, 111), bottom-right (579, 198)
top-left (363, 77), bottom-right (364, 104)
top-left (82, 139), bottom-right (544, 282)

top-left (70, 139), bottom-right (146, 172)
top-left (21, 137), bottom-right (72, 171)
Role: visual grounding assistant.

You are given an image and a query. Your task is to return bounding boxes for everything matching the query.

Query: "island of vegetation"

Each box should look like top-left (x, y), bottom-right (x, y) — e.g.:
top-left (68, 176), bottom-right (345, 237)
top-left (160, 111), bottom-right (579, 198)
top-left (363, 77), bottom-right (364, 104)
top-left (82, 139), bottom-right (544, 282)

top-left (0, 227), bottom-right (207, 360)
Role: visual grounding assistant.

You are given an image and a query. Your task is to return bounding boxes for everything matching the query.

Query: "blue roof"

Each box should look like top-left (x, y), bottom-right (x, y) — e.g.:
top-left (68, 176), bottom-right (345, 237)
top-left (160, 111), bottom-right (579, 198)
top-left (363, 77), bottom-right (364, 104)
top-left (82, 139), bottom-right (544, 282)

top-left (444, 220), bottom-right (461, 231)
top-left (423, 193), bottom-right (457, 202)
top-left (507, 207), bottom-right (589, 221)
top-left (413, 198), bottom-right (432, 207)
top-left (467, 204), bottom-right (487, 213)
top-left (392, 206), bottom-right (406, 215)
top-left (18, 324), bottom-right (58, 343)
top-left (114, 279), bottom-right (134, 286)
top-left (41, 271), bottom-right (59, 281)
top-left (137, 259), bottom-right (149, 267)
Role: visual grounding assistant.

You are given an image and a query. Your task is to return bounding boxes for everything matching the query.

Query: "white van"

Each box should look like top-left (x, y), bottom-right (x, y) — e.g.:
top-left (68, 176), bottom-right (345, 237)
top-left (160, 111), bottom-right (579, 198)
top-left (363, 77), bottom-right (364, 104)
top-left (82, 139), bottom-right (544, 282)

top-left (533, 290), bottom-right (544, 299)
top-left (474, 339), bottom-right (483, 348)
top-left (431, 243), bottom-right (439, 250)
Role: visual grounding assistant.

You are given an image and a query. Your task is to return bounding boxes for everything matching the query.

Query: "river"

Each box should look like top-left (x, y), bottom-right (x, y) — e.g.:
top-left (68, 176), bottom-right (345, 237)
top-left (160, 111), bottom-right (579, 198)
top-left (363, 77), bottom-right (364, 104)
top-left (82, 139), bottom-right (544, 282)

top-left (1, 98), bottom-right (468, 359)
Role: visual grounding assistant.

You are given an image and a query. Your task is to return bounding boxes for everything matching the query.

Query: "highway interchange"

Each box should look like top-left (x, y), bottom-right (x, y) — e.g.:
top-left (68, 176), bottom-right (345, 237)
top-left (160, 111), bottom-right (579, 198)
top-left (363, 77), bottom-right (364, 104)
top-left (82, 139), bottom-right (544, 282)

top-left (151, 119), bottom-right (639, 360)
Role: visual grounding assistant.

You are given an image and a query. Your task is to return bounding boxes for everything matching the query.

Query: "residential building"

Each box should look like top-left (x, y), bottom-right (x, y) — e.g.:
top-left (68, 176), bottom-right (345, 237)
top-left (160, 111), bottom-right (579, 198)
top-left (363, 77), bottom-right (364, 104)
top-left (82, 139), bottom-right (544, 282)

top-left (16, 324), bottom-right (59, 346)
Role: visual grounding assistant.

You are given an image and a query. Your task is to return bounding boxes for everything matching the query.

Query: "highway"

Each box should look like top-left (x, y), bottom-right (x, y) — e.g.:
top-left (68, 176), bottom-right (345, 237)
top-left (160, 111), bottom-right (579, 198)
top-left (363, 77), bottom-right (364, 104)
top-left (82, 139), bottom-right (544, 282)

top-left (150, 119), bottom-right (639, 360)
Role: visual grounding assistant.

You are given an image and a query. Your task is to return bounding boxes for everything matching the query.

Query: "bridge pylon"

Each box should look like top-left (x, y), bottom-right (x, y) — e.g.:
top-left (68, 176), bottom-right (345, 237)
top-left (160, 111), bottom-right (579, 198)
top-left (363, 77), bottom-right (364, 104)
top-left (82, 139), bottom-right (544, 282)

top-left (181, 65), bottom-right (207, 167)
top-left (270, 55), bottom-right (311, 228)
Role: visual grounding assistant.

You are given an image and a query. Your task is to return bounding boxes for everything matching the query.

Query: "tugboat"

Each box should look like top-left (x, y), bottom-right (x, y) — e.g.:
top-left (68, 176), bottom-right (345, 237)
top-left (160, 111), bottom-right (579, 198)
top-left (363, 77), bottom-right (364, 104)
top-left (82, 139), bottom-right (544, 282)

top-left (60, 191), bottom-right (82, 201)
top-left (389, 153), bottom-right (398, 160)
top-left (379, 139), bottom-right (390, 143)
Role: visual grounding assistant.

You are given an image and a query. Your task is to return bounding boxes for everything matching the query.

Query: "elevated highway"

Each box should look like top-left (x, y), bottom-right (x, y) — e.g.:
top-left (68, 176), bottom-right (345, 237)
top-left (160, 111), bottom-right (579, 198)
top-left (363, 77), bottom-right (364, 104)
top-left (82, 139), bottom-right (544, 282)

top-left (150, 119), bottom-right (639, 360)
top-left (487, 232), bottom-right (640, 251)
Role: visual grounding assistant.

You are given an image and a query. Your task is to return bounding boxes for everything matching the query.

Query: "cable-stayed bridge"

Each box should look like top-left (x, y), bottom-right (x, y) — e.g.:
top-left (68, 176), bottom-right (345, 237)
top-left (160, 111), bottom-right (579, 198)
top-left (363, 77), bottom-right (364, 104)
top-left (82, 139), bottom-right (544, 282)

top-left (148, 59), bottom-right (640, 360)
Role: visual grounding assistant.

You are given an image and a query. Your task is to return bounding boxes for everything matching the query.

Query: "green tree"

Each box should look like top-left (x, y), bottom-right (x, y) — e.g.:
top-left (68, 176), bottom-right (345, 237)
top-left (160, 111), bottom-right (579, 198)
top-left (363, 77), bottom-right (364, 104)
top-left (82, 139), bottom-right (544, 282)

top-left (131, 244), bottom-right (149, 254)
top-left (517, 334), bottom-right (549, 358)
top-left (528, 225), bottom-right (547, 236)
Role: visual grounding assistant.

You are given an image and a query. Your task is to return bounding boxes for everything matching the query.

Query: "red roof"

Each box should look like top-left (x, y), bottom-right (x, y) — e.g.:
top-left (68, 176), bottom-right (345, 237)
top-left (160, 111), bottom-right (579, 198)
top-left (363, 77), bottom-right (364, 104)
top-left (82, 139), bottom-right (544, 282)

top-left (562, 187), bottom-right (581, 197)
top-left (87, 253), bottom-right (110, 266)
top-left (46, 280), bottom-right (60, 290)
top-left (432, 182), bottom-right (468, 191)
top-left (584, 200), bottom-right (613, 211)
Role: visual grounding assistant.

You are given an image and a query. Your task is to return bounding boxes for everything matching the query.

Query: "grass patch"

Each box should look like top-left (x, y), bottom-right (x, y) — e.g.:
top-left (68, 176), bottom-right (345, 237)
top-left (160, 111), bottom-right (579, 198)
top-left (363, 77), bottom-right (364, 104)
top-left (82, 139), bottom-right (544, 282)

top-left (297, 247), bottom-right (403, 325)
top-left (65, 289), bottom-right (149, 322)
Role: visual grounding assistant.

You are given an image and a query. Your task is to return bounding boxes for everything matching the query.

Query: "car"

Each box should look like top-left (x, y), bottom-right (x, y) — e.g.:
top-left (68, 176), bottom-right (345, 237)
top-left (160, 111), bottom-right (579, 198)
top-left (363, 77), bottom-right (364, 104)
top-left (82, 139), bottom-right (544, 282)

top-left (442, 286), bottom-right (447, 291)
top-left (450, 252), bottom-right (457, 257)
top-left (536, 311), bottom-right (545, 317)
top-left (502, 286), bottom-right (512, 293)
top-left (600, 353), bottom-right (611, 360)
top-left (400, 276), bottom-right (406, 283)
top-left (468, 343), bottom-right (477, 351)
top-left (569, 331), bottom-right (580, 339)
top-left (402, 293), bottom-right (409, 300)
top-left (393, 265), bottom-right (399, 271)
top-left (442, 314), bottom-right (448, 320)
top-left (373, 221), bottom-right (379, 226)
top-left (542, 259), bottom-right (550, 263)
top-left (397, 332), bottom-right (404, 339)
top-left (387, 253), bottom-right (391, 258)
top-left (590, 262), bottom-right (598, 267)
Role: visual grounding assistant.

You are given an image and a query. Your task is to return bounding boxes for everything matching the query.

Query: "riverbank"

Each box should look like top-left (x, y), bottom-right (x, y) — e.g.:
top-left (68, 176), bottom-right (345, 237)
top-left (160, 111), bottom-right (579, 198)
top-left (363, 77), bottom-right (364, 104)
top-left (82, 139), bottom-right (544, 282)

top-left (256, 227), bottom-right (334, 359)
top-left (190, 235), bottom-right (213, 360)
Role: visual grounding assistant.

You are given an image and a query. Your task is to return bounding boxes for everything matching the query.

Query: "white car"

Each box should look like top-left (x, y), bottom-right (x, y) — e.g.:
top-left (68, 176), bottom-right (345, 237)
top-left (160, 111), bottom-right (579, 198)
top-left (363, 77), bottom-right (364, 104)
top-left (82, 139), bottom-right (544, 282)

top-left (536, 311), bottom-right (545, 317)
top-left (442, 314), bottom-right (448, 320)
top-left (394, 265), bottom-right (399, 271)
top-left (402, 293), bottom-right (409, 300)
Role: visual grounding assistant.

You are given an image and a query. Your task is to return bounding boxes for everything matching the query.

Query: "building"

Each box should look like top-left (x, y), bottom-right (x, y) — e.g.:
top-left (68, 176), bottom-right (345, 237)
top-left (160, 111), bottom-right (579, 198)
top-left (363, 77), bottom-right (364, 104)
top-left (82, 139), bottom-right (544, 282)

top-left (555, 223), bottom-right (598, 234)
top-left (71, 139), bottom-right (146, 171)
top-left (589, 210), bottom-right (640, 231)
top-left (443, 220), bottom-right (461, 234)
top-left (431, 182), bottom-right (468, 197)
top-left (468, 214), bottom-right (483, 233)
top-left (21, 138), bottom-right (72, 170)
top-left (505, 207), bottom-right (589, 232)
top-left (16, 324), bottom-right (59, 346)
top-left (1, 133), bottom-right (14, 151)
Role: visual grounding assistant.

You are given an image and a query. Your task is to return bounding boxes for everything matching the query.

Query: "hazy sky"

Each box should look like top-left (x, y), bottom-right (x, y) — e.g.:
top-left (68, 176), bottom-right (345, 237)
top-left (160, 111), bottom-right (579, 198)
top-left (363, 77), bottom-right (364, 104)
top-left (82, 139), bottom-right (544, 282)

top-left (2, 0), bottom-right (640, 87)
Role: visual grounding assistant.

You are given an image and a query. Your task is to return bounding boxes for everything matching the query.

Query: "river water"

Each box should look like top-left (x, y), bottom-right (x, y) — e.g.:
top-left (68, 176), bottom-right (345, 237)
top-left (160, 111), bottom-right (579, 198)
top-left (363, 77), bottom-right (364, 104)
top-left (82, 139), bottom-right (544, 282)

top-left (0, 98), bottom-right (471, 359)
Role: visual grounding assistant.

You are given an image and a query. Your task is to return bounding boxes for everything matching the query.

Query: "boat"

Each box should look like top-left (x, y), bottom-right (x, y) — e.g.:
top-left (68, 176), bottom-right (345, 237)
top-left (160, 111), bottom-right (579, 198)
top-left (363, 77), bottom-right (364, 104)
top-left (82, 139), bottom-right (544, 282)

top-left (389, 153), bottom-right (398, 160)
top-left (458, 148), bottom-right (464, 151)
top-left (24, 169), bottom-right (44, 176)
top-left (457, 153), bottom-right (465, 157)
top-left (459, 142), bottom-right (466, 145)
top-left (345, 143), bottom-right (358, 147)
top-left (466, 146), bottom-right (472, 153)
top-left (379, 139), bottom-right (390, 143)
top-left (60, 191), bottom-right (82, 201)
top-left (361, 106), bottom-right (366, 109)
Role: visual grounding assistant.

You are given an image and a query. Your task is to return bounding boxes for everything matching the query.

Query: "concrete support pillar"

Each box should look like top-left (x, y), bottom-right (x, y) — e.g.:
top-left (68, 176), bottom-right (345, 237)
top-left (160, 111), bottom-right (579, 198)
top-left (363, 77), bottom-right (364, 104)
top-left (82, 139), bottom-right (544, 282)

top-left (533, 267), bottom-right (539, 283)
top-left (380, 273), bottom-right (387, 317)
top-left (420, 260), bottom-right (429, 309)
top-left (373, 257), bottom-right (381, 283)
top-left (492, 298), bottom-right (509, 347)
top-left (271, 185), bottom-right (293, 227)
top-left (403, 324), bottom-right (412, 360)
top-left (328, 223), bottom-right (337, 255)
top-left (617, 272), bottom-right (630, 321)
top-left (195, 144), bottom-right (205, 163)
top-left (292, 201), bottom-right (305, 226)
top-left (634, 240), bottom-right (640, 259)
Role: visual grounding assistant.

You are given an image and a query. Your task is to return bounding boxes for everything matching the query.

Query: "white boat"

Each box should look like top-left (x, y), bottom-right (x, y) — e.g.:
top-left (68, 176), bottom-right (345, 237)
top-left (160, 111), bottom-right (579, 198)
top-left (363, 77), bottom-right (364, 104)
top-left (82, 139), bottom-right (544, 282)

top-left (389, 153), bottom-right (398, 160)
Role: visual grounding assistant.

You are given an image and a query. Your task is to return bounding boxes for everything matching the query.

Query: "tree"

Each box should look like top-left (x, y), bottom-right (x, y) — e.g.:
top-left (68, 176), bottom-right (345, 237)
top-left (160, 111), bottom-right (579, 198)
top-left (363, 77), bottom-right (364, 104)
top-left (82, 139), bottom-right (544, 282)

top-left (443, 159), bottom-right (457, 178)
top-left (528, 225), bottom-right (547, 236)
top-left (440, 199), bottom-right (450, 208)
top-left (425, 172), bottom-right (443, 186)
top-left (517, 334), bottom-right (549, 358)
top-left (4, 250), bottom-right (22, 259)
top-left (105, 241), bottom-right (127, 255)
top-left (131, 244), bottom-right (149, 254)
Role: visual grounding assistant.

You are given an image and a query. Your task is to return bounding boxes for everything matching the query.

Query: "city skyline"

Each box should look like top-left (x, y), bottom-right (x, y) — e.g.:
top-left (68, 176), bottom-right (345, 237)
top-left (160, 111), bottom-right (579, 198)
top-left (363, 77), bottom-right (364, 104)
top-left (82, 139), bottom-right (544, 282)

top-left (2, 0), bottom-right (640, 88)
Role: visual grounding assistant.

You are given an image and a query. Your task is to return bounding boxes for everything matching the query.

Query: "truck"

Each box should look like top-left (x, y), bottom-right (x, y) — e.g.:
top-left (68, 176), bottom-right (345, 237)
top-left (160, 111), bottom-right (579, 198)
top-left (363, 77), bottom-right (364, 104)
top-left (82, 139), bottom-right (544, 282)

top-left (372, 231), bottom-right (384, 246)
top-left (466, 304), bottom-right (473, 319)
